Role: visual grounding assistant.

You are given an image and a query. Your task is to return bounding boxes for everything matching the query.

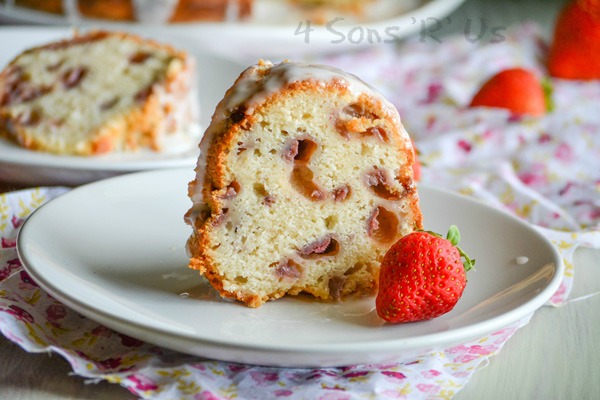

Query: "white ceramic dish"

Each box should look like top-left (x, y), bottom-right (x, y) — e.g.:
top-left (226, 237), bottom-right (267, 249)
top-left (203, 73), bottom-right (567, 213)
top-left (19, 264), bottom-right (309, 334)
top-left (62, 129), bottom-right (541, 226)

top-left (0, 136), bottom-right (201, 187)
top-left (17, 168), bottom-right (563, 368)
top-left (0, 0), bottom-right (466, 60)
top-left (0, 28), bottom-right (245, 187)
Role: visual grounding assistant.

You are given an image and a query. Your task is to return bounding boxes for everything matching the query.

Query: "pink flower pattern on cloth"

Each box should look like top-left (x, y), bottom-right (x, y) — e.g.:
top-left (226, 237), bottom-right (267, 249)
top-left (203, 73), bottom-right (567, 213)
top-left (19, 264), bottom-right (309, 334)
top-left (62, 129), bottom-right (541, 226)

top-left (1, 25), bottom-right (600, 399)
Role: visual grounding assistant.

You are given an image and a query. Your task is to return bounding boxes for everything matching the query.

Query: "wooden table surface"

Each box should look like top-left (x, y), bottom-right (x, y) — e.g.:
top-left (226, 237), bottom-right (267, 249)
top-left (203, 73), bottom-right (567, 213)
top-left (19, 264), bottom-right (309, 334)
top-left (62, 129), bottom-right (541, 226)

top-left (3, 0), bottom-right (600, 399)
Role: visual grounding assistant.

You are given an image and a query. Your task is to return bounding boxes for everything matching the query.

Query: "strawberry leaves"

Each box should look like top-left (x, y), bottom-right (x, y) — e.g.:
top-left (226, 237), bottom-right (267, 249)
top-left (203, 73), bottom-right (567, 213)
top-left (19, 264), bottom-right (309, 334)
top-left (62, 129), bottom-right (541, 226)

top-left (446, 225), bottom-right (476, 272)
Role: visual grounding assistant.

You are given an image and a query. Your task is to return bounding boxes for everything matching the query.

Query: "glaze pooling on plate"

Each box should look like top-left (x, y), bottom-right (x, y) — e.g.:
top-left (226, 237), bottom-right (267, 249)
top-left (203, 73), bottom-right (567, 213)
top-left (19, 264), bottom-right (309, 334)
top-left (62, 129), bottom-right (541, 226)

top-left (17, 168), bottom-right (563, 367)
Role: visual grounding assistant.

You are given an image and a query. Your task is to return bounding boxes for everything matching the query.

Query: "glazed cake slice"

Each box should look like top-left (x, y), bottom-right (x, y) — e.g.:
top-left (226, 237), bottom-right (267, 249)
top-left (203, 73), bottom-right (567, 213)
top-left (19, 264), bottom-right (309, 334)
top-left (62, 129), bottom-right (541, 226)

top-left (185, 60), bottom-right (422, 308)
top-left (0, 30), bottom-right (198, 155)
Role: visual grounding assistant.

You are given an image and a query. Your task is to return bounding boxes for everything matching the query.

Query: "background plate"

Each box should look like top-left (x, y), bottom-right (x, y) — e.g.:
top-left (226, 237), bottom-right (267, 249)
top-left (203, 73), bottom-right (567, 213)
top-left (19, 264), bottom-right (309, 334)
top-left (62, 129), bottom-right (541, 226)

top-left (0, 27), bottom-right (245, 187)
top-left (17, 168), bottom-right (563, 367)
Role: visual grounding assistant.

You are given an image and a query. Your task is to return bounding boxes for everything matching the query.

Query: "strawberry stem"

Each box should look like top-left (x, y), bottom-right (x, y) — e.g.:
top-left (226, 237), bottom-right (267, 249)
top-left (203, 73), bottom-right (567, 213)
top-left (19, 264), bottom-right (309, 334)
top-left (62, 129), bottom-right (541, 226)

top-left (446, 225), bottom-right (461, 246)
top-left (542, 77), bottom-right (555, 113)
top-left (458, 245), bottom-right (476, 272)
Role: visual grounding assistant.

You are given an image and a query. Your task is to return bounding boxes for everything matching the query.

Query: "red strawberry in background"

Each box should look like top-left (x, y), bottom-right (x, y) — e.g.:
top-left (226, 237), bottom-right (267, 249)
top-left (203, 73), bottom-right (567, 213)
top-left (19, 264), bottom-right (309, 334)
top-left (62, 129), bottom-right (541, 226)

top-left (469, 68), bottom-right (552, 116)
top-left (412, 152), bottom-right (421, 181)
top-left (410, 139), bottom-right (422, 181)
top-left (548, 0), bottom-right (600, 80)
top-left (376, 225), bottom-right (475, 324)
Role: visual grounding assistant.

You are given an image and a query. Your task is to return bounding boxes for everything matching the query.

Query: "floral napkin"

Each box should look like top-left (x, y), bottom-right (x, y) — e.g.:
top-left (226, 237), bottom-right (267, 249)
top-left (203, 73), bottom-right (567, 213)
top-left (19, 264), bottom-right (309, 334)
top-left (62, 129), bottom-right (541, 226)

top-left (1, 24), bottom-right (600, 400)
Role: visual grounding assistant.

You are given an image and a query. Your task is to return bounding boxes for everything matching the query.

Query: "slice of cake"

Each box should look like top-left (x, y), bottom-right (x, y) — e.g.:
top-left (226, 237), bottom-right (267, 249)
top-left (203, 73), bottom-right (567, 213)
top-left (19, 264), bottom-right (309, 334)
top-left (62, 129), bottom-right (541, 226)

top-left (185, 60), bottom-right (422, 308)
top-left (0, 30), bottom-right (198, 155)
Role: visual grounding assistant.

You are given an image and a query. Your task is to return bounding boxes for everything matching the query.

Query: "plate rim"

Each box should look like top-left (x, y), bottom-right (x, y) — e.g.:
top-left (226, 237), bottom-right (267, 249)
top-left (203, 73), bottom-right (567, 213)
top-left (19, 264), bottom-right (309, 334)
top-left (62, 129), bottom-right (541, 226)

top-left (16, 167), bottom-right (564, 360)
top-left (0, 137), bottom-right (199, 171)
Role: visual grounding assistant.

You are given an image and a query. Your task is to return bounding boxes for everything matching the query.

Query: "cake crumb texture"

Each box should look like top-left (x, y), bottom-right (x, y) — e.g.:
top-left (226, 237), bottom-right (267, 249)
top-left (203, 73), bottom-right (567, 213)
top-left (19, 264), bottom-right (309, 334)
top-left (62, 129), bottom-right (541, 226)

top-left (0, 30), bottom-right (198, 155)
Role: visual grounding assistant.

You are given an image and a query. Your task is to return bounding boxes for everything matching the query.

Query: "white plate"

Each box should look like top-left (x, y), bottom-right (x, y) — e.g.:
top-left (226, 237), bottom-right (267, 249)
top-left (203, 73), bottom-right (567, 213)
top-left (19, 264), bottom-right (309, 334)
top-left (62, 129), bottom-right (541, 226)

top-left (0, 0), bottom-right (466, 60)
top-left (0, 27), bottom-right (245, 187)
top-left (17, 168), bottom-right (563, 367)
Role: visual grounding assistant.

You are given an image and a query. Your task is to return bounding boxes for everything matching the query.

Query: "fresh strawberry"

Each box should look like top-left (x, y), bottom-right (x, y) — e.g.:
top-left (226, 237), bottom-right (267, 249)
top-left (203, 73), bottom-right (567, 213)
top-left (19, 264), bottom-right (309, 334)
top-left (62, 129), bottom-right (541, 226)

top-left (579, 0), bottom-right (600, 18)
top-left (376, 225), bottom-right (475, 324)
top-left (548, 0), bottom-right (600, 80)
top-left (469, 68), bottom-right (552, 116)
